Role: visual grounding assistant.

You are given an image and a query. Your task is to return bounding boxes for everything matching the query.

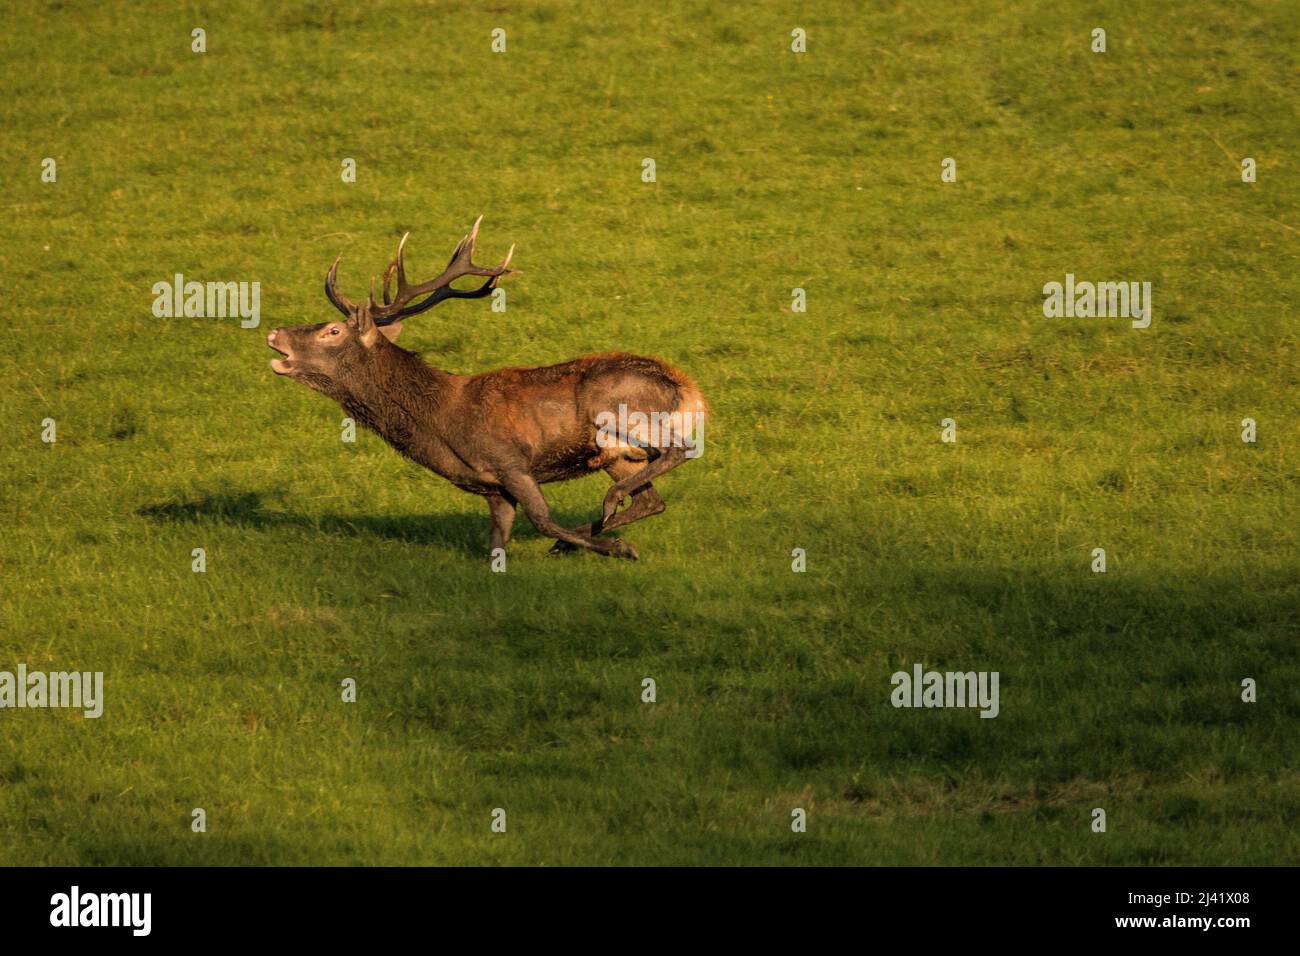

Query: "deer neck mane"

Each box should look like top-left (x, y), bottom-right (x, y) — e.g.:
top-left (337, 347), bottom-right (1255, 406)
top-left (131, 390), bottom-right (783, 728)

top-left (336, 344), bottom-right (449, 449)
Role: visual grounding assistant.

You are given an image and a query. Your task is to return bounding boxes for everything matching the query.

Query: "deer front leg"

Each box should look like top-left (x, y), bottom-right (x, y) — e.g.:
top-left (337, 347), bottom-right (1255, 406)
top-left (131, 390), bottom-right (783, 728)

top-left (486, 492), bottom-right (517, 553)
top-left (500, 472), bottom-right (637, 560)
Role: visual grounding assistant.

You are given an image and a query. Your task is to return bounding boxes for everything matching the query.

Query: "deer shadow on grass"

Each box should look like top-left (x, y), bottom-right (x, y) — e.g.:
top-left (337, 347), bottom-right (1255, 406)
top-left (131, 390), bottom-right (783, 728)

top-left (134, 490), bottom-right (593, 555)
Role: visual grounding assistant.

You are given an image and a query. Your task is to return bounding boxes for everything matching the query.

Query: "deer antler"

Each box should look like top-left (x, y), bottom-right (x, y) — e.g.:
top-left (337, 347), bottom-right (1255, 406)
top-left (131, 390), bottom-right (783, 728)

top-left (324, 216), bottom-right (517, 325)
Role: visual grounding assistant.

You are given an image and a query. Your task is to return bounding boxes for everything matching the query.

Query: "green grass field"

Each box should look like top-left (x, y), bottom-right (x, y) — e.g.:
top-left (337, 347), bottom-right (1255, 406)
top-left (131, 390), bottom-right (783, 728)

top-left (1, 0), bottom-right (1297, 865)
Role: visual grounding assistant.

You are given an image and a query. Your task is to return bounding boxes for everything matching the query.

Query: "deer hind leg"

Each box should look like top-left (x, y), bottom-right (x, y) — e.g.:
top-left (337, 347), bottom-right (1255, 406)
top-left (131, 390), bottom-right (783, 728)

top-left (501, 471), bottom-right (637, 560)
top-left (599, 446), bottom-right (688, 528)
top-left (549, 459), bottom-right (665, 554)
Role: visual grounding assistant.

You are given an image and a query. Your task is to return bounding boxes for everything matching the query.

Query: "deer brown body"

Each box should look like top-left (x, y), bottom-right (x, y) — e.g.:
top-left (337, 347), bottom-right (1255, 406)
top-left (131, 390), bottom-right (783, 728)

top-left (267, 219), bottom-right (707, 560)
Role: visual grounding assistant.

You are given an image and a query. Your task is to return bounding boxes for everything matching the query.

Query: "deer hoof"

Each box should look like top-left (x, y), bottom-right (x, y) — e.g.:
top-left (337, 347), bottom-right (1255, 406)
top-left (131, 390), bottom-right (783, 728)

top-left (611, 540), bottom-right (638, 561)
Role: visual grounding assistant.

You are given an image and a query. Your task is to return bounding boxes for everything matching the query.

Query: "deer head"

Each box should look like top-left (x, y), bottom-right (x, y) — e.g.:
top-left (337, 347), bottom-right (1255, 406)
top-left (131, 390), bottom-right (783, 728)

top-left (267, 216), bottom-right (516, 398)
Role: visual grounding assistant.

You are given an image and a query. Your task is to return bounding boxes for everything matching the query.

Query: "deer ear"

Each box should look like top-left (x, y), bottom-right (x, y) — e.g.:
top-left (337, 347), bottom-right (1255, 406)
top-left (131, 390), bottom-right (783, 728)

top-left (378, 321), bottom-right (403, 343)
top-left (353, 305), bottom-right (381, 348)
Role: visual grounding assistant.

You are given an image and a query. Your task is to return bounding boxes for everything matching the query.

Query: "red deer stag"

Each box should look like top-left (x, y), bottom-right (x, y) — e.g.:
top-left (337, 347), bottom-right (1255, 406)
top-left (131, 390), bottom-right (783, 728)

top-left (267, 217), bottom-right (708, 560)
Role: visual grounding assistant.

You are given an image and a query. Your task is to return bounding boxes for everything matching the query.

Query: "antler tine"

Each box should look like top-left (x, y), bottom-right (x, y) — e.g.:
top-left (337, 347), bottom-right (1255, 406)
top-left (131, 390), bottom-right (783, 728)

top-left (443, 217), bottom-right (480, 272)
top-left (488, 244), bottom-right (517, 289)
top-left (440, 215), bottom-right (482, 270)
top-left (393, 232), bottom-right (410, 291)
top-left (381, 232), bottom-right (410, 305)
top-left (324, 253), bottom-right (358, 318)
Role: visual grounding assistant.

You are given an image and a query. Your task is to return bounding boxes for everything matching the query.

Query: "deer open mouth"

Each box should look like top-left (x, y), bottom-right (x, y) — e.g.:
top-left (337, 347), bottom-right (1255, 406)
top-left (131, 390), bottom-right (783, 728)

top-left (268, 334), bottom-right (293, 374)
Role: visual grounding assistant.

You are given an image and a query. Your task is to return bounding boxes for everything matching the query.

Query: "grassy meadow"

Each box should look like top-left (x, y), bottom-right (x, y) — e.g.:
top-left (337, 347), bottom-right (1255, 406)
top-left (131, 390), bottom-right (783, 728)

top-left (0, 0), bottom-right (1297, 865)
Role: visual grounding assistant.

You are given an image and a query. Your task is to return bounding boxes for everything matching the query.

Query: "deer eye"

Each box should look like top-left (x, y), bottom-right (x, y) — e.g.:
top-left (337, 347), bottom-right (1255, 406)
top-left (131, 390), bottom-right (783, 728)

top-left (329, 327), bottom-right (340, 335)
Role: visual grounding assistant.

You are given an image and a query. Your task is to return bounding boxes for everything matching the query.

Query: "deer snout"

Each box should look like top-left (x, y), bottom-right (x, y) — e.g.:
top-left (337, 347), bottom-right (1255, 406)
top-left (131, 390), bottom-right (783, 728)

top-left (268, 329), bottom-right (293, 374)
